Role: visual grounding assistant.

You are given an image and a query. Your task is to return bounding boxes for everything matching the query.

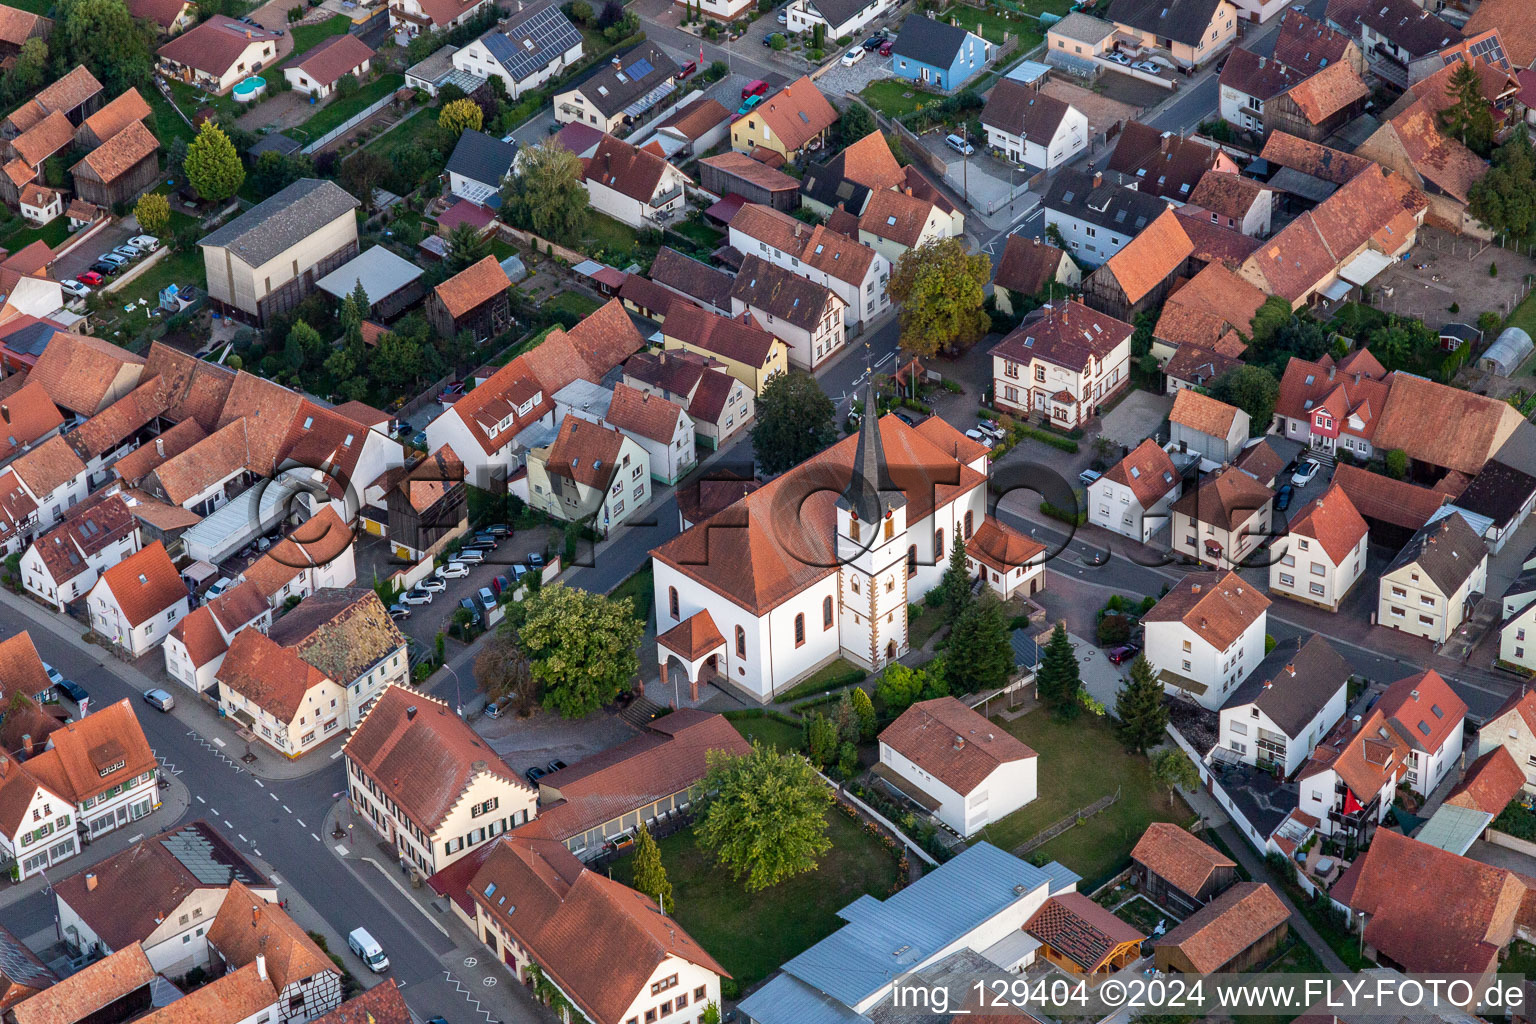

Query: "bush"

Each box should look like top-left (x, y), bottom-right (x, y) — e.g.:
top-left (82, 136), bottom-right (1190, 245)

top-left (768, 32), bottom-right (786, 48)
top-left (835, 34), bottom-right (852, 44)
top-left (1040, 499), bottom-right (1085, 526)
top-left (1490, 262), bottom-right (1499, 277)
top-left (1097, 613), bottom-right (1131, 646)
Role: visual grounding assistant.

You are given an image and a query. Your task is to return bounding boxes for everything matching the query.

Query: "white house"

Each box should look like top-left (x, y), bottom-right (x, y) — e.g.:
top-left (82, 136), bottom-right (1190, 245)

top-left (424, 362), bottom-right (553, 490)
top-left (20, 494), bottom-right (140, 613)
top-left (204, 881), bottom-right (343, 1022)
top-left (9, 435), bottom-right (88, 535)
top-left (728, 203), bottom-right (891, 328)
top-left (1377, 512), bottom-right (1489, 644)
top-left (239, 507), bottom-right (359, 608)
top-left (729, 255), bottom-right (846, 372)
top-left (1169, 467), bottom-right (1275, 569)
top-left (525, 417), bottom-right (652, 533)
top-left (1041, 168), bottom-right (1172, 266)
top-left (783, 0), bottom-right (897, 40)
top-left (1215, 635), bottom-right (1350, 777)
top-left (87, 541), bottom-right (190, 657)
top-left (347, 685), bottom-right (536, 878)
top-left (451, 4), bottom-right (582, 99)
top-left (580, 135), bottom-right (690, 230)
top-left (989, 300), bottom-right (1133, 430)
top-left (388, 0), bottom-right (493, 39)
top-left (980, 79), bottom-right (1088, 169)
top-left (1143, 570), bottom-right (1270, 709)
top-left (1169, 389), bottom-right (1249, 465)
top-left (163, 582), bottom-right (272, 694)
top-left (600, 383), bottom-right (696, 486)
top-left (1477, 687), bottom-right (1536, 790)
top-left (17, 699), bottom-right (162, 843)
top-left (1500, 571), bottom-right (1536, 675)
top-left (282, 33), bottom-right (373, 98)
top-left (0, 754), bottom-right (75, 881)
top-left (446, 129), bottom-right (519, 208)
top-left (877, 697), bottom-right (1037, 837)
top-left (1088, 439), bottom-right (1183, 543)
top-left (1269, 483), bottom-right (1368, 612)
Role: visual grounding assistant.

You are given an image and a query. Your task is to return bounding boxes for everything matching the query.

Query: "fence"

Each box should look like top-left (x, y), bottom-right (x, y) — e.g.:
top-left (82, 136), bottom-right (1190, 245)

top-left (1015, 785), bottom-right (1120, 854)
top-left (828, 772), bottom-right (940, 867)
top-left (497, 223), bottom-right (584, 265)
top-left (302, 93), bottom-right (398, 154)
top-left (104, 246), bottom-right (171, 294)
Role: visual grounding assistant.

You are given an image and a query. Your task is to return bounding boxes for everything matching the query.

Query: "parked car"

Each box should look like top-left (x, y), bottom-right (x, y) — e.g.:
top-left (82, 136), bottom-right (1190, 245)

top-left (143, 688), bottom-right (175, 712)
top-left (1132, 60), bottom-right (1161, 72)
top-left (438, 381), bottom-right (465, 402)
top-left (486, 523), bottom-right (511, 537)
top-left (455, 548), bottom-right (486, 565)
top-left (491, 573), bottom-right (510, 596)
top-left (57, 679), bottom-right (89, 704)
top-left (945, 133), bottom-right (973, 155)
top-left (473, 531), bottom-right (499, 548)
top-left (77, 270), bottom-right (103, 286)
top-left (1078, 468), bottom-right (1103, 486)
top-left (1106, 644), bottom-right (1140, 665)
top-left (388, 604), bottom-right (410, 621)
top-left (399, 589), bottom-right (434, 606)
top-left (879, 39), bottom-right (893, 55)
top-left (417, 578), bottom-right (447, 594)
top-left (546, 759), bottom-right (568, 774)
top-left (841, 46), bottom-right (865, 65)
top-left (128, 234), bottom-right (160, 251)
top-left (484, 696), bottom-right (511, 718)
top-left (525, 765), bottom-right (547, 785)
top-left (88, 261), bottom-right (120, 277)
top-left (206, 577), bottom-right (236, 599)
top-left (861, 35), bottom-right (883, 49)
top-left (348, 929), bottom-right (389, 973)
top-left (1291, 459), bottom-right (1321, 486)
top-left (741, 78), bottom-right (769, 99)
top-left (512, 563), bottom-right (529, 581)
top-left (1275, 483), bottom-right (1294, 511)
top-left (677, 60), bottom-right (697, 78)
top-left (60, 279), bottom-right (91, 298)
top-left (737, 93), bottom-right (765, 114)
top-left (776, 9), bottom-right (786, 20)
top-left (459, 597), bottom-right (482, 625)
top-left (964, 428), bottom-right (994, 447)
top-left (112, 244), bottom-right (142, 260)
top-left (1106, 51), bottom-right (1132, 64)
top-left (97, 253), bottom-right (127, 267)
top-left (42, 662), bottom-right (63, 688)
top-left (527, 552), bottom-right (545, 569)
top-left (436, 561), bottom-right (470, 579)
top-left (976, 422), bottom-right (1005, 442)
top-left (477, 587), bottom-right (496, 610)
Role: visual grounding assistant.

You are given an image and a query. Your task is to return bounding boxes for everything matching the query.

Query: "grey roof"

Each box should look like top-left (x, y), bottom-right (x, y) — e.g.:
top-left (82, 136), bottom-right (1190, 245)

top-left (1414, 803), bottom-right (1493, 855)
top-left (1108, 0), bottom-right (1229, 45)
top-left (3, 321), bottom-right (55, 357)
top-left (1043, 168), bottom-right (1169, 234)
top-left (0, 923), bottom-right (56, 993)
top-left (482, 1), bottom-right (581, 82)
top-left (1357, 0), bottom-right (1459, 57)
top-left (801, 166), bottom-right (872, 214)
top-left (1385, 510), bottom-right (1487, 596)
top-left (1210, 758), bottom-right (1296, 839)
top-left (648, 246), bottom-right (736, 312)
top-left (1221, 634), bottom-right (1350, 737)
top-left (891, 14), bottom-right (974, 67)
top-left (159, 821), bottom-right (269, 887)
top-left (740, 975), bottom-right (871, 1024)
top-left (199, 179), bottom-right (360, 268)
top-left (731, 254), bottom-right (834, 332)
top-left (315, 245), bottom-right (424, 304)
top-left (446, 128), bottom-right (519, 188)
top-left (1453, 459), bottom-right (1536, 529)
top-left (248, 132), bottom-right (301, 157)
top-left (777, 842), bottom-right (1077, 1008)
top-left (571, 41), bottom-right (675, 118)
top-left (1009, 628), bottom-right (1040, 669)
top-left (802, 0), bottom-right (870, 29)
top-left (1050, 11), bottom-right (1117, 42)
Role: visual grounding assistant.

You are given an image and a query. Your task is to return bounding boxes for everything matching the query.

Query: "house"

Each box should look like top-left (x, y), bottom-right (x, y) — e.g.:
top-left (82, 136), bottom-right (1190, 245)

top-left (966, 494), bottom-right (1047, 599)
top-left (163, 581), bottom-right (270, 692)
top-left (1331, 462), bottom-right (1447, 547)
top-left (1027, 892), bottom-right (1146, 976)
top-left (1164, 344), bottom-right (1241, 392)
top-left (312, 983), bottom-right (411, 1024)
top-left (842, 187), bottom-right (957, 262)
top-left (639, 98), bottom-right (734, 162)
top-left (386, 446), bottom-right (468, 561)
top-left (1143, 569), bottom-right (1270, 708)
top-left (728, 203), bottom-right (892, 327)
top-left (314, 245), bottom-right (425, 323)
top-left (126, 0), bottom-right (195, 35)
top-left (52, 820), bottom-right (275, 973)
top-left (1084, 207), bottom-right (1194, 319)
top-left (1270, 483), bottom-right (1367, 611)
top-left (1170, 389), bottom-right (1248, 464)
top-left (980, 81), bottom-right (1087, 173)
top-left (1258, 130), bottom-right (1372, 210)
top-left (1338, 0), bottom-right (1461, 87)
top-left (1041, 168), bottom-right (1171, 266)
top-left (552, 41), bottom-right (675, 132)
top-left (890, 15), bottom-right (990, 90)
top-left (1088, 438), bottom-right (1183, 542)
top-left (1046, 11), bottom-right (1117, 69)
top-left (1188, 171), bottom-right (1272, 236)
top-left (451, 2), bottom-right (582, 99)
top-left (346, 684), bottom-right (536, 878)
top-left (989, 300), bottom-right (1133, 429)
top-left (661, 301), bottom-right (790, 393)
top-left (0, 1), bottom-right (45, 58)
top-left (526, 417), bottom-right (650, 532)
top-left (0, 923), bottom-right (53, 1008)
top-left (729, 254), bottom-right (844, 371)
top-left (1476, 689), bottom-right (1536, 790)
top-left (1154, 883), bottom-right (1289, 973)
top-left (1151, 263), bottom-right (1265, 365)
top-left (579, 134), bottom-right (690, 230)
top-left (1357, 85), bottom-right (1490, 237)
top-left (86, 541), bottom-right (188, 656)
top-left (238, 507), bottom-right (358, 607)
top-left (10, 945), bottom-right (154, 1024)
top-left (1373, 371), bottom-right (1525, 479)
top-left (646, 245), bottom-right (736, 315)
top-left (1169, 467), bottom-right (1275, 569)
top-left (799, 129), bottom-right (902, 216)
top-left (876, 697), bottom-right (1037, 837)
top-left (782, 0), bottom-right (898, 47)
top-left (1331, 829), bottom-right (1521, 974)
top-left (1218, 45), bottom-right (1369, 139)
top-left (1, 110), bottom-right (73, 206)
top-left (520, 710), bottom-right (748, 855)
top-left (0, 378), bottom-right (62, 467)
top-left (1378, 511), bottom-right (1488, 643)
top-left (1463, 0), bottom-right (1535, 68)
top-left (426, 255), bottom-right (511, 342)
top-left (3, 64), bottom-right (102, 138)
top-left (432, 833), bottom-right (727, 1024)
top-left (0, 749), bottom-right (74, 881)
top-left (1216, 634), bottom-right (1351, 775)
top-left (1104, 0), bottom-right (1238, 68)
top-left (155, 15), bottom-right (281, 93)
top-left (20, 493), bottom-right (139, 612)
top-left (623, 350), bottom-right (755, 450)
top-left (445, 129), bottom-right (517, 207)
top-left (731, 76), bottom-right (837, 162)
top-left (199, 178), bottom-right (360, 326)
top-left (16, 184), bottom-right (61, 225)
top-left (387, 0), bottom-right (492, 38)
top-left (1107, 122), bottom-right (1236, 201)
top-left (1444, 745), bottom-right (1525, 816)
top-left (202, 880), bottom-right (342, 1022)
top-left (1500, 566), bottom-right (1536, 674)
top-left (651, 383), bottom-right (1007, 700)
top-left (992, 235), bottom-right (1079, 315)
top-left (1129, 821), bottom-right (1237, 913)
top-left (566, 380), bottom-right (693, 484)
top-left (1272, 350), bottom-right (1392, 460)
top-left (1298, 669), bottom-right (1465, 841)
top-left (267, 587), bottom-right (406, 723)
top-left (739, 843), bottom-right (1080, 1024)
top-left (283, 33), bottom-right (373, 98)
top-left (698, 151), bottom-right (800, 211)
top-left (15, 698), bottom-right (161, 841)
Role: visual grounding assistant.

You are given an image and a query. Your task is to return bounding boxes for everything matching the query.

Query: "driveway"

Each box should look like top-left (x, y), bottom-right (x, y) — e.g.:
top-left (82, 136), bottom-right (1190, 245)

top-left (815, 50), bottom-right (893, 99)
top-left (916, 130), bottom-right (1030, 215)
top-left (54, 220), bottom-right (138, 284)
top-left (235, 89), bottom-right (316, 132)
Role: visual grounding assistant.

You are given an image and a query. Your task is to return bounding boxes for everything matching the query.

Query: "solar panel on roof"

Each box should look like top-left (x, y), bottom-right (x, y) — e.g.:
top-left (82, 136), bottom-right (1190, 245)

top-left (628, 56), bottom-right (654, 78)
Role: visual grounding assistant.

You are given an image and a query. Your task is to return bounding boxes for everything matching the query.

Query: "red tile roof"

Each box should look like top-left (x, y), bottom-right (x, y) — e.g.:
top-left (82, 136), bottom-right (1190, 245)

top-left (21, 698), bottom-right (157, 806)
top-left (113, 419), bottom-right (209, 485)
top-left (657, 609), bottom-right (725, 660)
top-left (821, 129), bottom-right (904, 190)
top-left (664, 303), bottom-right (780, 368)
top-left (1102, 438), bottom-right (1180, 507)
top-left (991, 300), bottom-right (1133, 373)
top-left (879, 697), bottom-right (1035, 796)
top-left (967, 514), bottom-right (1046, 575)
top-left (156, 14), bottom-right (280, 76)
top-left (1155, 882), bottom-right (1289, 972)
top-left (1446, 746), bottom-right (1525, 815)
top-left (1283, 60), bottom-right (1370, 124)
top-left (745, 75), bottom-right (836, 153)
top-left (1285, 482), bottom-right (1366, 563)
top-left (1168, 467), bottom-right (1274, 532)
top-left (1132, 822), bottom-right (1235, 897)
top-left (0, 632), bottom-right (54, 708)
top-left (11, 944), bottom-right (152, 1024)
top-left (215, 371), bottom-right (306, 476)
top-left (1378, 667), bottom-right (1465, 753)
top-left (310, 982), bottom-right (411, 1024)
top-left (27, 332), bottom-right (145, 417)
top-left (1026, 892), bottom-right (1145, 971)
top-left (1144, 570), bottom-right (1270, 650)
top-left (434, 255), bottom-right (511, 320)
top-left (207, 879), bottom-right (335, 990)
top-left (728, 203), bottom-right (875, 288)
top-left (284, 32), bottom-right (373, 87)
top-left (95, 541), bottom-right (184, 626)
top-left (80, 89), bottom-right (151, 145)
top-left (1101, 207), bottom-right (1192, 304)
top-left (603, 381), bottom-right (685, 444)
top-left (994, 235), bottom-right (1071, 297)
top-left (1170, 388), bottom-right (1240, 438)
top-left (30, 493), bottom-right (136, 588)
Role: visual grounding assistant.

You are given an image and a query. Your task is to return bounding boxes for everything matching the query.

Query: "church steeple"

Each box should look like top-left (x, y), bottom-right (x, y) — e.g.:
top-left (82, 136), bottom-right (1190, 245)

top-left (837, 381), bottom-right (906, 523)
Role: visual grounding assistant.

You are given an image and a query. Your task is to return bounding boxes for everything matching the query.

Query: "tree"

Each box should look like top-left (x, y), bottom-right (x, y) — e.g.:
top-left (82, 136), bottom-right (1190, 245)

top-left (1114, 655), bottom-right (1167, 753)
top-left (749, 371), bottom-right (836, 474)
top-left (4, 37), bottom-right (48, 102)
top-left (768, 32), bottom-right (786, 48)
top-left (1151, 749), bottom-right (1199, 797)
top-left (284, 320), bottom-right (323, 372)
top-left (838, 100), bottom-right (876, 145)
top-left (515, 584), bottom-right (643, 718)
top-left (475, 628), bottom-right (537, 713)
top-left (1248, 294), bottom-right (1292, 348)
top-left (184, 121), bottom-right (244, 202)
top-left (570, 0), bottom-right (592, 20)
top-left (876, 662), bottom-right (926, 712)
top-left (1438, 60), bottom-right (1495, 157)
top-left (695, 743), bottom-right (833, 892)
top-left (850, 686), bottom-right (877, 741)
top-left (439, 97), bottom-right (483, 136)
top-left (1036, 622), bottom-right (1081, 719)
top-left (945, 597), bottom-right (1012, 694)
top-left (631, 824), bottom-right (674, 911)
top-left (804, 711), bottom-right (838, 768)
top-left (250, 150), bottom-right (313, 199)
top-left (134, 192), bottom-right (170, 236)
top-left (935, 535), bottom-right (973, 624)
top-left (502, 139), bottom-right (591, 242)
top-left (447, 221), bottom-right (491, 272)
top-left (1208, 364), bottom-right (1279, 437)
top-left (52, 0), bottom-right (153, 94)
top-left (1384, 448), bottom-right (1408, 480)
top-left (888, 238), bottom-right (991, 358)
top-left (700, 1005), bottom-right (721, 1024)
top-left (341, 150), bottom-right (391, 208)
top-left (1471, 125), bottom-right (1536, 240)
top-left (336, 72), bottom-right (361, 99)
top-left (833, 691), bottom-right (859, 746)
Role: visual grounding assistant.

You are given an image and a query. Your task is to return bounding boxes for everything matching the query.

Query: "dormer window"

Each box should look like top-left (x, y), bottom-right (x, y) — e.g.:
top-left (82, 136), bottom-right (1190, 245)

top-left (98, 759), bottom-right (125, 778)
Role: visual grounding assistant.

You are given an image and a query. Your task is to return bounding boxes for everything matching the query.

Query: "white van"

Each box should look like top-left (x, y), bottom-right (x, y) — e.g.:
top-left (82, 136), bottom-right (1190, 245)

top-left (348, 928), bottom-right (389, 972)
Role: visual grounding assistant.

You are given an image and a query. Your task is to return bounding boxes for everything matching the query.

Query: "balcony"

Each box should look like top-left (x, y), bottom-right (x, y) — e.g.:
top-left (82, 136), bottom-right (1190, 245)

top-left (650, 184), bottom-right (684, 209)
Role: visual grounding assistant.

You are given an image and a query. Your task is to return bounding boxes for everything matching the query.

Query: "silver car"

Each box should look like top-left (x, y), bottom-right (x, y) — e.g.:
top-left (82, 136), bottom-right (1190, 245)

top-left (143, 688), bottom-right (175, 712)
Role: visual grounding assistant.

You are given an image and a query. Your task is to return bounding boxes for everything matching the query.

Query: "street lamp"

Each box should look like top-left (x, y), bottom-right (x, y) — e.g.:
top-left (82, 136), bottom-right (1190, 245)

top-left (441, 660), bottom-right (465, 717)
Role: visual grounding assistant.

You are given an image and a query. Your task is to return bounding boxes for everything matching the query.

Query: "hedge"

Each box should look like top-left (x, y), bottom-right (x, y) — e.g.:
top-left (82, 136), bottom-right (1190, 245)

top-left (1040, 499), bottom-right (1086, 526)
top-left (1017, 424), bottom-right (1079, 453)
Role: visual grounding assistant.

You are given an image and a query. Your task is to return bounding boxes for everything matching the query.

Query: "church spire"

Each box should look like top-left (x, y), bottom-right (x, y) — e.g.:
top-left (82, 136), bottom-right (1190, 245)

top-left (838, 380), bottom-right (906, 523)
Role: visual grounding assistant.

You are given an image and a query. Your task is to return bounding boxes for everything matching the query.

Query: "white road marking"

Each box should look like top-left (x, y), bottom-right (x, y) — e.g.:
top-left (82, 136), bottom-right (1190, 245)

top-left (253, 779), bottom-right (263, 788)
top-left (296, 818), bottom-right (306, 828)
top-left (128, 834), bottom-right (143, 844)
top-left (224, 820), bottom-right (233, 828)
top-left (330, 748), bottom-right (345, 760)
top-left (334, 844), bottom-right (350, 856)
top-left (270, 793), bottom-right (279, 801)
top-left (311, 833), bottom-right (321, 842)
top-left (210, 808), bottom-right (219, 816)
top-left (238, 833), bottom-right (248, 843)
top-left (282, 805), bottom-right (291, 813)
top-left (196, 796), bottom-right (205, 804)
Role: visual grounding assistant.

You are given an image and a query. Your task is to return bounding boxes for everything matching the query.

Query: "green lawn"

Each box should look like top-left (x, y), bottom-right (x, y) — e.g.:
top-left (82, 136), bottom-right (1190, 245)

top-left (909, 604), bottom-right (947, 648)
top-left (776, 658), bottom-right (865, 702)
top-left (97, 247), bottom-right (205, 345)
top-left (939, 4), bottom-right (1044, 45)
top-left (1505, 287), bottom-right (1536, 340)
top-left (288, 16), bottom-right (353, 59)
top-left (1111, 894), bottom-right (1172, 935)
top-left (972, 711), bottom-right (1191, 885)
top-left (543, 291), bottom-right (602, 319)
top-left (168, 80), bottom-right (239, 124)
top-left (860, 80), bottom-right (930, 118)
top-left (610, 808), bottom-right (901, 988)
top-left (672, 220), bottom-right (723, 248)
top-left (609, 563), bottom-right (654, 626)
top-left (581, 213), bottom-right (650, 262)
top-left (297, 73), bottom-right (405, 142)
top-left (729, 712), bottom-right (805, 753)
top-left (0, 215), bottom-right (75, 253)
top-left (147, 88), bottom-right (198, 148)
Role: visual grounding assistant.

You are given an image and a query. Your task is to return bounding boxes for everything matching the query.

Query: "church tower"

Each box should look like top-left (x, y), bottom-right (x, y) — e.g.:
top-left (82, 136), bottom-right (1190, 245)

top-left (835, 382), bottom-right (909, 671)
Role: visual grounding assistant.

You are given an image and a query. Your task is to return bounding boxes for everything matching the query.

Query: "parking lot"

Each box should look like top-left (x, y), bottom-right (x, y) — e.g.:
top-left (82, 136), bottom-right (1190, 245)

top-left (916, 130), bottom-right (1032, 215)
top-left (814, 48), bottom-right (895, 99)
top-left (51, 220), bottom-right (139, 285)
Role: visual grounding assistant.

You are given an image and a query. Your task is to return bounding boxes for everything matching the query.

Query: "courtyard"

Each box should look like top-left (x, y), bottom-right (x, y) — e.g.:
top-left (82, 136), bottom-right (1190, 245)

top-left (1366, 227), bottom-right (1536, 332)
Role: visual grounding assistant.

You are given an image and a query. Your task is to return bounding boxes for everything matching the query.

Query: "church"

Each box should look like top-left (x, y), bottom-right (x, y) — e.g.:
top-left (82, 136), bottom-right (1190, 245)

top-left (650, 385), bottom-right (1046, 703)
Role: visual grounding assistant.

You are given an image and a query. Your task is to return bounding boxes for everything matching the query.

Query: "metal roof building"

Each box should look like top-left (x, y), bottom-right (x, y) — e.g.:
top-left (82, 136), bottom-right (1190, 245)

top-left (316, 244), bottom-right (426, 319)
top-left (1479, 326), bottom-right (1533, 377)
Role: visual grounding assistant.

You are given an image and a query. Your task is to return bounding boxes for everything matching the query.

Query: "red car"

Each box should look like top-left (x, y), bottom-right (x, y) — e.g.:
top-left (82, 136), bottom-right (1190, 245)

top-left (78, 270), bottom-right (104, 286)
top-left (677, 60), bottom-right (697, 78)
top-left (879, 39), bottom-right (892, 55)
top-left (1106, 644), bottom-right (1141, 665)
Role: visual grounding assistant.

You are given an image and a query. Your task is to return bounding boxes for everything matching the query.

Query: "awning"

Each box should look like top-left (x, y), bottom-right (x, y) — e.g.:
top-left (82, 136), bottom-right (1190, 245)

top-left (704, 192), bottom-right (747, 225)
top-left (871, 761), bottom-right (942, 811)
top-left (1320, 278), bottom-right (1352, 302)
top-left (1338, 247), bottom-right (1395, 287)
top-left (1414, 803), bottom-right (1493, 855)
top-left (623, 79), bottom-right (676, 118)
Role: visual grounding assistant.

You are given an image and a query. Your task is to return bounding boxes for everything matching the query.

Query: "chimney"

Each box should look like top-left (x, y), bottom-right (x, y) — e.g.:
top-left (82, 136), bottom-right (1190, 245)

top-left (1191, 582), bottom-right (1201, 593)
top-left (22, 733), bottom-right (32, 755)
top-left (1327, 365), bottom-right (1336, 380)
top-left (1287, 664), bottom-right (1296, 676)
top-left (256, 954), bottom-right (267, 981)
top-left (252, 904), bottom-right (261, 927)
top-left (904, 186), bottom-right (913, 196)
top-left (1092, 171), bottom-right (1103, 189)
top-left (155, 437), bottom-right (164, 456)
top-left (86, 873), bottom-right (97, 891)
top-left (406, 705), bottom-right (417, 720)
top-left (1263, 679), bottom-right (1272, 689)
top-left (1258, 55), bottom-right (1265, 68)
top-left (952, 734), bottom-right (965, 750)
top-left (1200, 616), bottom-right (1208, 628)
top-left (1236, 585), bottom-right (1243, 595)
